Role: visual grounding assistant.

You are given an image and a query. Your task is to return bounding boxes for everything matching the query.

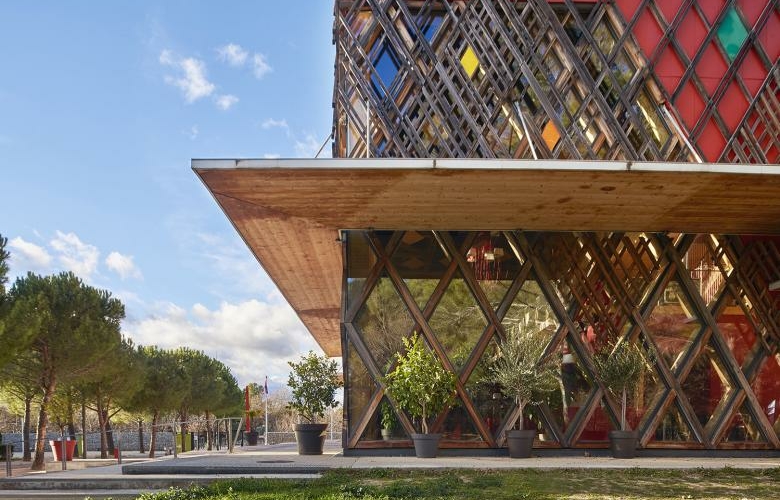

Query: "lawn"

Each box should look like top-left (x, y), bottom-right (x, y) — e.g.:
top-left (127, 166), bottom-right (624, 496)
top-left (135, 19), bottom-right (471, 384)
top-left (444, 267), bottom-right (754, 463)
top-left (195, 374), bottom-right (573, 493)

top-left (119, 467), bottom-right (780, 500)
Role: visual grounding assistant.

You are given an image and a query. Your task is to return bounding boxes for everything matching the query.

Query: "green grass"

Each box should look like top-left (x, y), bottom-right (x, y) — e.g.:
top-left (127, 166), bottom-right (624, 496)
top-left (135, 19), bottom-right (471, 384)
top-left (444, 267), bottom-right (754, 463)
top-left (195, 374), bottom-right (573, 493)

top-left (106, 467), bottom-right (780, 499)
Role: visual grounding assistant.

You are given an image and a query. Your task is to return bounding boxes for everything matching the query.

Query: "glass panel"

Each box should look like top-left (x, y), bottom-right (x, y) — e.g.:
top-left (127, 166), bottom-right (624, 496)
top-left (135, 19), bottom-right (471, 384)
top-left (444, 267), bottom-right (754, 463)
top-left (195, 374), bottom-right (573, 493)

top-left (360, 396), bottom-right (410, 443)
top-left (645, 277), bottom-right (703, 373)
top-left (501, 277), bottom-right (559, 346)
top-left (753, 353), bottom-right (780, 439)
top-left (561, 338), bottom-right (595, 436)
top-left (347, 340), bottom-right (375, 439)
top-left (603, 233), bottom-right (664, 307)
top-left (631, 333), bottom-right (663, 426)
top-left (636, 92), bottom-right (670, 148)
top-left (346, 232), bottom-right (376, 311)
top-left (723, 402), bottom-right (765, 443)
top-left (680, 341), bottom-right (734, 429)
top-left (528, 406), bottom-right (559, 446)
top-left (460, 45), bottom-right (480, 79)
top-left (649, 400), bottom-right (697, 443)
top-left (416, 13), bottom-right (443, 43)
top-left (577, 400), bottom-right (614, 443)
top-left (716, 291), bottom-right (758, 367)
top-left (465, 338), bottom-right (513, 439)
top-left (467, 231), bottom-right (523, 312)
top-left (429, 270), bottom-right (488, 371)
top-left (440, 396), bottom-right (484, 442)
top-left (371, 42), bottom-right (401, 98)
top-left (355, 273), bottom-right (414, 374)
top-left (390, 231), bottom-right (450, 311)
top-left (683, 234), bottom-right (733, 310)
top-left (717, 7), bottom-right (749, 62)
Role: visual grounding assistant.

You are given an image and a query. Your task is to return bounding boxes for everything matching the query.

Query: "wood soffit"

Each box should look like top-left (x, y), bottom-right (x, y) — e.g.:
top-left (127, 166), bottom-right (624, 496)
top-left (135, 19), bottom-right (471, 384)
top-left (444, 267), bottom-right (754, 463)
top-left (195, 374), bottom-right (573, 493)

top-left (194, 159), bottom-right (780, 356)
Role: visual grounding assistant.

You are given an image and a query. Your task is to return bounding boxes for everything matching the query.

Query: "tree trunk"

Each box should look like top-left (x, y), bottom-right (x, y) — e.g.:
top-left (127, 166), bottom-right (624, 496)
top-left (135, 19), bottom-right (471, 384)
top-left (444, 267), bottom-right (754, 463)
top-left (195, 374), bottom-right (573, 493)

top-left (32, 381), bottom-right (55, 471)
top-left (518, 401), bottom-right (525, 431)
top-left (22, 396), bottom-right (32, 461)
top-left (148, 412), bottom-right (158, 459)
top-left (106, 414), bottom-right (115, 453)
top-left (80, 402), bottom-right (87, 459)
top-left (205, 411), bottom-right (212, 451)
top-left (98, 405), bottom-right (108, 459)
top-left (138, 419), bottom-right (144, 454)
top-left (621, 388), bottom-right (627, 431)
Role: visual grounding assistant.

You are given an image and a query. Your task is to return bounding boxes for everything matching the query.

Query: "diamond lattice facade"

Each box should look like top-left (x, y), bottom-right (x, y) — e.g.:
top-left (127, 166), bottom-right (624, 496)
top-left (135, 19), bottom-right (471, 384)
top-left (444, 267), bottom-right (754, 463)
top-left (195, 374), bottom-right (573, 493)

top-left (332, 0), bottom-right (780, 452)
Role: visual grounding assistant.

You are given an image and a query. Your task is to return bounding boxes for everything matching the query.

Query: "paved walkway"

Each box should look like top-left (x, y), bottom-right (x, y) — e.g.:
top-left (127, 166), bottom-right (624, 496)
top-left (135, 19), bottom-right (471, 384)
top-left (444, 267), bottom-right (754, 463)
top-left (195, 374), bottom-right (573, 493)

top-left (1, 442), bottom-right (778, 498)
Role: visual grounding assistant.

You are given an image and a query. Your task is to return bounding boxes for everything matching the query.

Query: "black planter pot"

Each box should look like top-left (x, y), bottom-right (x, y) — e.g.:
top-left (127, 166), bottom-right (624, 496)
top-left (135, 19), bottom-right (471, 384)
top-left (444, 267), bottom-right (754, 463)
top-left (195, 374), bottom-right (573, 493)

top-left (506, 429), bottom-right (535, 458)
top-left (609, 430), bottom-right (638, 458)
top-left (411, 433), bottom-right (442, 458)
top-left (245, 430), bottom-right (259, 446)
top-left (294, 423), bottom-right (328, 455)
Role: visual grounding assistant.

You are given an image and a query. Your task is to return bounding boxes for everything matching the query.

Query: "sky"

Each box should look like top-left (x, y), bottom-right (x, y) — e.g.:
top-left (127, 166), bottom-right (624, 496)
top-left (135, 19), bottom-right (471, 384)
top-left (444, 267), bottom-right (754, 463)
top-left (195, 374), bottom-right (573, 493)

top-left (0, 1), bottom-right (336, 390)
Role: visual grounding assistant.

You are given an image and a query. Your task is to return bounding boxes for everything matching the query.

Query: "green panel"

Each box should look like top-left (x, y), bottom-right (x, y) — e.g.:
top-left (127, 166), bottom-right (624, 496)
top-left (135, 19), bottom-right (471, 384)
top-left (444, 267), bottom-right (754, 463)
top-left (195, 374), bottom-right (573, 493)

top-left (717, 7), bottom-right (749, 62)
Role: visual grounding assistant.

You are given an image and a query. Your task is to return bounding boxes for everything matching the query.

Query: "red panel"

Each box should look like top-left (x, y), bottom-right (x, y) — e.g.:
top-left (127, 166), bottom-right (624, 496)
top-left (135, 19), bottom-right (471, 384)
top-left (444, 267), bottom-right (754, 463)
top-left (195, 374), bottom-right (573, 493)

top-left (632, 7), bottom-right (665, 60)
top-left (736, 0), bottom-right (764, 28)
top-left (614, 0), bottom-right (643, 19)
top-left (675, 79), bottom-right (706, 131)
top-left (758, 10), bottom-right (780, 61)
top-left (740, 48), bottom-right (768, 97)
top-left (719, 82), bottom-right (749, 133)
top-left (698, 0), bottom-right (726, 25)
top-left (697, 118), bottom-right (726, 162)
top-left (655, 46), bottom-right (686, 95)
top-left (677, 10), bottom-right (708, 61)
top-left (696, 42), bottom-right (728, 96)
top-left (657, 0), bottom-right (684, 24)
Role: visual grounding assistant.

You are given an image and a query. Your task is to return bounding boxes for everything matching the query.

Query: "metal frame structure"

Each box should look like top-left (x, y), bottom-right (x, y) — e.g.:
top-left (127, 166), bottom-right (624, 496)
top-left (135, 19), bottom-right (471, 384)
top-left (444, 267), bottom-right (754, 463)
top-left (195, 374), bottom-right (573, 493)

top-left (343, 230), bottom-right (780, 450)
top-left (333, 0), bottom-right (779, 163)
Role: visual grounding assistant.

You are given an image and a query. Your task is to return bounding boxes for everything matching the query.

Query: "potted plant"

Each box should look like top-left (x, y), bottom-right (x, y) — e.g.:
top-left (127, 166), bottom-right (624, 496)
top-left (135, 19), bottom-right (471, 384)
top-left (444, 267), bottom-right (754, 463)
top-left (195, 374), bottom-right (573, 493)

top-left (592, 339), bottom-right (650, 458)
top-left (384, 332), bottom-right (456, 458)
top-left (491, 325), bottom-right (558, 458)
top-left (379, 401), bottom-right (396, 441)
top-left (287, 351), bottom-right (343, 455)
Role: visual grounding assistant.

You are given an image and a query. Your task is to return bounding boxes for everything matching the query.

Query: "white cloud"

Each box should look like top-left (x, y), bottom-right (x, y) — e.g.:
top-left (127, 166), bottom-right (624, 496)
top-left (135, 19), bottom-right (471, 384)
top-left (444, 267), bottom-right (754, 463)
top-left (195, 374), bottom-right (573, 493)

top-left (123, 299), bottom-right (323, 387)
top-left (294, 133), bottom-right (323, 158)
top-left (215, 94), bottom-right (239, 110)
top-left (261, 118), bottom-right (288, 130)
top-left (253, 53), bottom-right (272, 79)
top-left (105, 251), bottom-right (142, 280)
top-left (160, 50), bottom-right (215, 103)
top-left (8, 237), bottom-right (52, 270)
top-left (217, 43), bottom-right (248, 66)
top-left (50, 231), bottom-right (100, 279)
top-left (263, 153), bottom-right (281, 159)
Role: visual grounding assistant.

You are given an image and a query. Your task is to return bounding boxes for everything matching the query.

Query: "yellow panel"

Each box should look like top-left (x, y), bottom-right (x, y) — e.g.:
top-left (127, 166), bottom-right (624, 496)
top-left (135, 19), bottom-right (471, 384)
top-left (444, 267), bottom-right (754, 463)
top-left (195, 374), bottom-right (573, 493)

top-left (542, 121), bottom-right (561, 150)
top-left (460, 46), bottom-right (480, 79)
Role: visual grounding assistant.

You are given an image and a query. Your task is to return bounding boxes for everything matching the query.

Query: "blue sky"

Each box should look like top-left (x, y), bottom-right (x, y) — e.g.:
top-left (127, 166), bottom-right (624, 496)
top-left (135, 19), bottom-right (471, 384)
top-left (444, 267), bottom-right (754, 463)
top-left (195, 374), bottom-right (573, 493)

top-left (0, 1), bottom-right (335, 388)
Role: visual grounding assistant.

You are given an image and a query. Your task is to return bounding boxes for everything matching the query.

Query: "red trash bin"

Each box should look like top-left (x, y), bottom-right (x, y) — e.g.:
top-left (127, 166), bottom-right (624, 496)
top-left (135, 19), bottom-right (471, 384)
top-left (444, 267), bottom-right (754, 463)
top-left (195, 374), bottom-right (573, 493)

top-left (49, 440), bottom-right (77, 461)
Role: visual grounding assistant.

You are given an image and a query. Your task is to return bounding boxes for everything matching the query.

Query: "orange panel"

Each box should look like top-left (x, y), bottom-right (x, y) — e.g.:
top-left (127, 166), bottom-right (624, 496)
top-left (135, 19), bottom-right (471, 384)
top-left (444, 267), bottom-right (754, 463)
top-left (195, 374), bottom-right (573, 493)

top-left (677, 10), bottom-right (708, 61)
top-left (633, 7), bottom-right (664, 59)
top-left (697, 118), bottom-right (727, 162)
top-left (542, 121), bottom-right (561, 150)
top-left (675, 79), bottom-right (706, 131)
top-left (699, 0), bottom-right (726, 25)
top-left (740, 48), bottom-right (768, 97)
top-left (696, 42), bottom-right (728, 96)
top-left (657, 0), bottom-right (684, 24)
top-left (719, 82), bottom-right (749, 134)
top-left (655, 46), bottom-right (686, 96)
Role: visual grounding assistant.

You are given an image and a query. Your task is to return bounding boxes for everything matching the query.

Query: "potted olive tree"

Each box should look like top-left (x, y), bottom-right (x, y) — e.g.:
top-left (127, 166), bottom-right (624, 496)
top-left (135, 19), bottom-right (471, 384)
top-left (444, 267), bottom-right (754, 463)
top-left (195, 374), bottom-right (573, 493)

top-left (593, 339), bottom-right (649, 458)
top-left (385, 332), bottom-right (456, 458)
top-left (287, 351), bottom-right (342, 455)
top-left (491, 326), bottom-right (558, 458)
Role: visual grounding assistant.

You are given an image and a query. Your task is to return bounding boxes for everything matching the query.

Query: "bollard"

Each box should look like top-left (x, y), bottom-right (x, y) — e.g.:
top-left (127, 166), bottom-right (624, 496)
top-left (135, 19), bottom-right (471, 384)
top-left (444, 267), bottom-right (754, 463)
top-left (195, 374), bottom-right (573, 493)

top-left (227, 419), bottom-right (233, 454)
top-left (4, 444), bottom-right (11, 477)
top-left (172, 423), bottom-right (177, 459)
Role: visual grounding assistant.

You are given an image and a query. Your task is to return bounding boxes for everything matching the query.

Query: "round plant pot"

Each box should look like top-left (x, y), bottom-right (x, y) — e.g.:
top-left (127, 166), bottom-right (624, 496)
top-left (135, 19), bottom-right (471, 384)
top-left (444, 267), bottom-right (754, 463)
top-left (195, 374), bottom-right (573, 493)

top-left (294, 423), bottom-right (327, 455)
top-left (411, 433), bottom-right (442, 458)
top-left (381, 428), bottom-right (392, 441)
top-left (608, 430), bottom-right (638, 459)
top-left (506, 429), bottom-right (535, 458)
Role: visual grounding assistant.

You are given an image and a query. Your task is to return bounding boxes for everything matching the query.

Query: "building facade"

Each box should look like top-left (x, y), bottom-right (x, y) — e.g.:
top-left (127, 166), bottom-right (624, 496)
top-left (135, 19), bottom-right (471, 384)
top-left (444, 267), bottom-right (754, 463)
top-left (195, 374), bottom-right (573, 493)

top-left (332, 0), bottom-right (780, 452)
top-left (196, 0), bottom-right (779, 455)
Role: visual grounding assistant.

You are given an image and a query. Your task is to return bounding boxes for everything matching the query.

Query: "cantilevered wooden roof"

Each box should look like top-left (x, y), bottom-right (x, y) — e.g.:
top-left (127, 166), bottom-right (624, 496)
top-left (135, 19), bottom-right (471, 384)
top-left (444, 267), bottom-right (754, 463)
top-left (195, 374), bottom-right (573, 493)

top-left (193, 158), bottom-right (780, 356)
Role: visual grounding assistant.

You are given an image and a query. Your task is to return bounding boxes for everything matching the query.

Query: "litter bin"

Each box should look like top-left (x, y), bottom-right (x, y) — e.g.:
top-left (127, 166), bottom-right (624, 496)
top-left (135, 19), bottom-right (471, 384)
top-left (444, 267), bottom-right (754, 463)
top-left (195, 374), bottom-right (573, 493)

top-left (49, 440), bottom-right (77, 461)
